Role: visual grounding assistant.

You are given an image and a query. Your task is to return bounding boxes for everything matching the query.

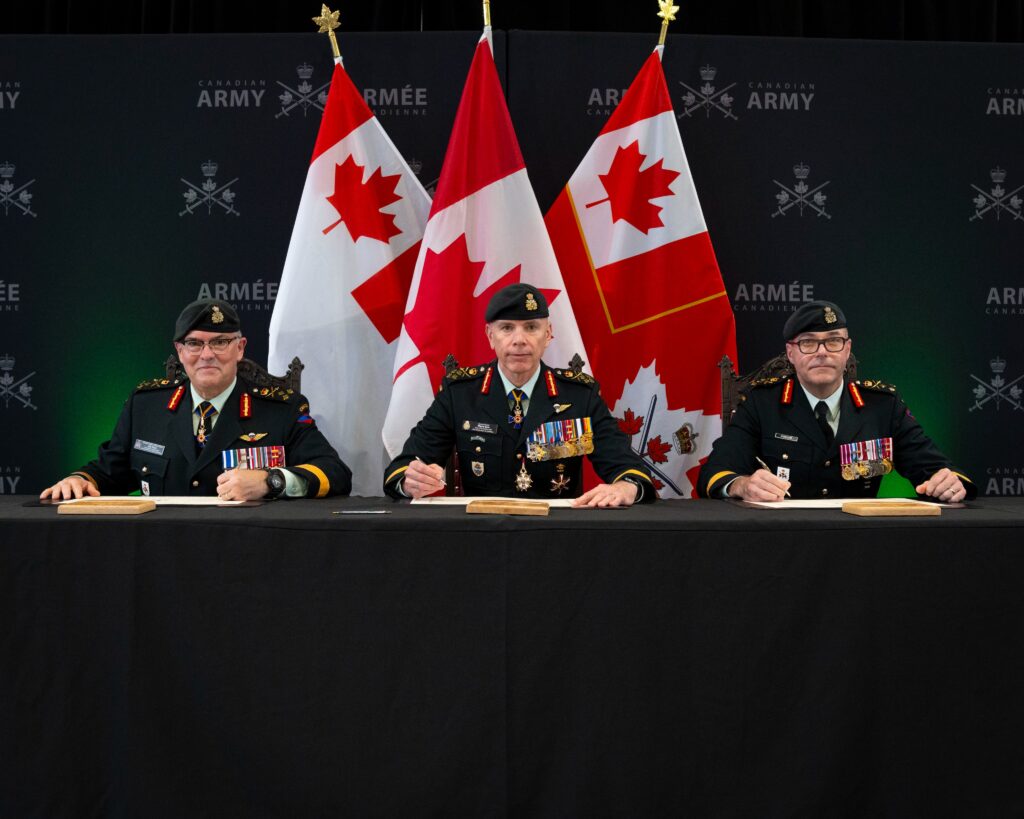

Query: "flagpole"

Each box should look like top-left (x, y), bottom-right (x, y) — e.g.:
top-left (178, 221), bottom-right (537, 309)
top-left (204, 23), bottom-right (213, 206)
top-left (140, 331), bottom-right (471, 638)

top-left (657, 0), bottom-right (680, 47)
top-left (313, 3), bottom-right (342, 60)
top-left (482, 0), bottom-right (492, 29)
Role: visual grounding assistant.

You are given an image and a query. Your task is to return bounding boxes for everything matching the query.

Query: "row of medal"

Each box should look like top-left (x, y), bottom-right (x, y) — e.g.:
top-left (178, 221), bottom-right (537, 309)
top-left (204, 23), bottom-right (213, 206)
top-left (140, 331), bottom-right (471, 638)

top-left (221, 445), bottom-right (286, 470)
top-left (526, 418), bottom-right (594, 462)
top-left (839, 438), bottom-right (893, 480)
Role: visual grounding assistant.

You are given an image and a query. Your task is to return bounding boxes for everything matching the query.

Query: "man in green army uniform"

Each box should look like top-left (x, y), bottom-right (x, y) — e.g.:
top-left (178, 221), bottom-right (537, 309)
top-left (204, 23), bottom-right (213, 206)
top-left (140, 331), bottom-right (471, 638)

top-left (41, 299), bottom-right (351, 501)
top-left (698, 300), bottom-right (975, 502)
top-left (384, 284), bottom-right (654, 506)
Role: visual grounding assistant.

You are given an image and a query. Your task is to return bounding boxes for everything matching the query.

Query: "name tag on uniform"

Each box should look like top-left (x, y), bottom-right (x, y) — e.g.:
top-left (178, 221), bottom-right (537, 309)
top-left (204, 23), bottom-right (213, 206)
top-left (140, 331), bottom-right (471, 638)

top-left (134, 439), bottom-right (165, 456)
top-left (470, 421), bottom-right (498, 435)
top-left (774, 433), bottom-right (799, 442)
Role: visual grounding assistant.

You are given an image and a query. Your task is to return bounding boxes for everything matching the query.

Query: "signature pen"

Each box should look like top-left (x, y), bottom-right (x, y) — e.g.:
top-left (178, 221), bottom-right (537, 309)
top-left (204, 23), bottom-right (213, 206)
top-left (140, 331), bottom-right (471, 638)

top-left (755, 456), bottom-right (792, 498)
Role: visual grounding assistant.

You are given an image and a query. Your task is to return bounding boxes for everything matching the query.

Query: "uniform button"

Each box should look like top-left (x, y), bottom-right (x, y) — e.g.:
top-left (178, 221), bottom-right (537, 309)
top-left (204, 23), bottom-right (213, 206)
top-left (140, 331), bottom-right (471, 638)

top-left (821, 488), bottom-right (829, 496)
top-left (782, 453), bottom-right (789, 461)
top-left (824, 460), bottom-right (831, 467)
top-left (475, 446), bottom-right (481, 453)
top-left (141, 466), bottom-right (148, 473)
top-left (192, 480), bottom-right (200, 488)
top-left (517, 454), bottom-right (522, 460)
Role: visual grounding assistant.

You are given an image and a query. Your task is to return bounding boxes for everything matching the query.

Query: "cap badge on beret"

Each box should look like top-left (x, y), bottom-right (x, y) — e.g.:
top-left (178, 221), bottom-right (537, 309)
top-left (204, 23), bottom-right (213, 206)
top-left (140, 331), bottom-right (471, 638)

top-left (526, 293), bottom-right (538, 312)
top-left (211, 305), bottom-right (225, 325)
top-left (824, 306), bottom-right (837, 325)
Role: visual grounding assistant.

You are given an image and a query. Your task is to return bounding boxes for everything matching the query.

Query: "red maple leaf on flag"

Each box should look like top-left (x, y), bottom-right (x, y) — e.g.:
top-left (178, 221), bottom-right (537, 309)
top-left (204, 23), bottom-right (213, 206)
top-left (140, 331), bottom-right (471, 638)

top-left (617, 408), bottom-right (644, 436)
top-left (585, 140), bottom-right (680, 234)
top-left (323, 155), bottom-right (403, 243)
top-left (393, 234), bottom-right (560, 391)
top-left (646, 435), bottom-right (672, 464)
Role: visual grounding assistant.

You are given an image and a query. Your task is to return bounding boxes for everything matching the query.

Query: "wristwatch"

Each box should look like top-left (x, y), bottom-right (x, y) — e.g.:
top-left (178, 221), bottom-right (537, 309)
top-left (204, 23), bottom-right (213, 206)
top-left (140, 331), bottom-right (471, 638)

top-left (265, 468), bottom-right (287, 499)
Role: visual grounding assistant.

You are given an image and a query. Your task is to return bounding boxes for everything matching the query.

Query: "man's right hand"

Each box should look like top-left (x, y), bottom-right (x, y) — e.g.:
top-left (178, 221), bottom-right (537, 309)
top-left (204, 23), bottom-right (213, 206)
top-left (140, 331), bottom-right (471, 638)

top-left (401, 459), bottom-right (447, 499)
top-left (728, 469), bottom-right (791, 502)
top-left (40, 475), bottom-right (101, 500)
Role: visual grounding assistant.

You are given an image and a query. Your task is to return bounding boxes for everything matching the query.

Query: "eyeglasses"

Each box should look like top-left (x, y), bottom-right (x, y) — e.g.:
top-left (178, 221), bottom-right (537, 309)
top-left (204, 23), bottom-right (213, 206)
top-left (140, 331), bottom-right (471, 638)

top-left (177, 336), bottom-right (240, 354)
top-left (788, 336), bottom-right (850, 354)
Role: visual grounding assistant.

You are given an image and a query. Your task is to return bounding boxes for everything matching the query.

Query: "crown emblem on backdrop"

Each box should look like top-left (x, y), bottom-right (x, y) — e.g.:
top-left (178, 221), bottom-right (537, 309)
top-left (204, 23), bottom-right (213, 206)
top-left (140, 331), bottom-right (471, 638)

top-left (990, 167), bottom-right (1007, 184)
top-left (297, 62), bottom-right (314, 80)
top-left (0, 354), bottom-right (15, 372)
top-left (201, 160), bottom-right (219, 178)
top-left (699, 65), bottom-right (717, 81)
top-left (991, 356), bottom-right (1007, 374)
top-left (0, 162), bottom-right (14, 179)
top-left (793, 162), bottom-right (811, 180)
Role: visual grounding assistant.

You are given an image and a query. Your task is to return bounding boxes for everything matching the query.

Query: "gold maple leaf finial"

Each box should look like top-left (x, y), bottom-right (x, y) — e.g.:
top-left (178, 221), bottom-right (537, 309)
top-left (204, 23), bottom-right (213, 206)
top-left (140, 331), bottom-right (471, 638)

top-left (313, 4), bottom-right (340, 33)
top-left (657, 0), bottom-right (680, 45)
top-left (312, 4), bottom-right (342, 58)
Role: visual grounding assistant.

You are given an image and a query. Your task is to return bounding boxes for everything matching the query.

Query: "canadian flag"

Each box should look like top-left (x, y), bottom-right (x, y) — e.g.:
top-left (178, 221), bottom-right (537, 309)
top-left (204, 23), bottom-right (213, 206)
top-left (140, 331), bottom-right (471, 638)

top-left (382, 31), bottom-right (587, 457)
top-left (545, 46), bottom-right (737, 498)
top-left (269, 57), bottom-right (431, 496)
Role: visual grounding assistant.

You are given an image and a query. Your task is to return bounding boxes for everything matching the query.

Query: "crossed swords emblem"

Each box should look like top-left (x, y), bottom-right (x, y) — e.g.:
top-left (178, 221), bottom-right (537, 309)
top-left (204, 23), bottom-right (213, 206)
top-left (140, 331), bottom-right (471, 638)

top-left (0, 178), bottom-right (36, 217)
top-left (772, 177), bottom-right (831, 219)
top-left (275, 79), bottom-right (329, 119)
top-left (0, 370), bottom-right (37, 410)
top-left (622, 394), bottom-right (685, 496)
top-left (969, 371), bottom-right (1024, 412)
top-left (179, 176), bottom-right (240, 217)
top-left (970, 182), bottom-right (1024, 222)
top-left (677, 79), bottom-right (738, 120)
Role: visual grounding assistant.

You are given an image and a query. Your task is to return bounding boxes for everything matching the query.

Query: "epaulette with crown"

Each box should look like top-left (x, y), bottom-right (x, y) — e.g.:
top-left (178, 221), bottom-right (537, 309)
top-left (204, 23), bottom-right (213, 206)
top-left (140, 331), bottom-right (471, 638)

top-left (749, 375), bottom-right (787, 388)
top-left (248, 385), bottom-right (296, 402)
top-left (444, 363), bottom-right (489, 382)
top-left (135, 377), bottom-right (179, 392)
top-left (552, 367), bottom-right (597, 386)
top-left (855, 379), bottom-right (898, 394)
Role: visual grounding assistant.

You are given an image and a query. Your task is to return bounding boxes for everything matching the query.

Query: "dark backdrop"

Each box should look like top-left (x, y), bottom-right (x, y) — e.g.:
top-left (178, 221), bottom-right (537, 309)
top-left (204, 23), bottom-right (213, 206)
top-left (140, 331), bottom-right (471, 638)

top-left (5, 0), bottom-right (1024, 41)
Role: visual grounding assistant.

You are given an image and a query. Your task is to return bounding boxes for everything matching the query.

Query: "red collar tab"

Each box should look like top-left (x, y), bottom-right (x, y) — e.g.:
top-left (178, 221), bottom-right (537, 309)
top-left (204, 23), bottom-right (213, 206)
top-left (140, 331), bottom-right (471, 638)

top-left (240, 392), bottom-right (252, 419)
top-left (545, 370), bottom-right (558, 398)
top-left (780, 378), bottom-right (794, 405)
top-left (167, 385), bottom-right (186, 412)
top-left (480, 367), bottom-right (493, 395)
top-left (848, 381), bottom-right (865, 408)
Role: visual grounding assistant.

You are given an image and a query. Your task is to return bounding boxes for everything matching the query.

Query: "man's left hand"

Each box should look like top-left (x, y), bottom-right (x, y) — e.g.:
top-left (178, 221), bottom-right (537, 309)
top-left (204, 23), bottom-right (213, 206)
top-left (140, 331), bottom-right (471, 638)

top-left (916, 468), bottom-right (967, 502)
top-left (571, 481), bottom-right (638, 508)
top-left (217, 468), bottom-right (272, 501)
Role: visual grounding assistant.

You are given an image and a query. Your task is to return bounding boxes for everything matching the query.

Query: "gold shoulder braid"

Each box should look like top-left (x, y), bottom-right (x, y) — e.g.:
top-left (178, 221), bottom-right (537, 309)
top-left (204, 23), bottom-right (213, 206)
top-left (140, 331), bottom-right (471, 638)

top-left (552, 368), bottom-right (597, 386)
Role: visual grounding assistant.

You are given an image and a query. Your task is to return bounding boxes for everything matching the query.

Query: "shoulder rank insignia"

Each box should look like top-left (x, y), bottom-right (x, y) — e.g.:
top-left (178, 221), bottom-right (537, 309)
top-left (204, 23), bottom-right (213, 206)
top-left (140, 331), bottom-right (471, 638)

top-left (552, 368), bottom-right (597, 386)
top-left (135, 377), bottom-right (177, 392)
top-left (445, 363), bottom-right (488, 382)
top-left (855, 379), bottom-right (898, 394)
top-left (251, 385), bottom-right (295, 402)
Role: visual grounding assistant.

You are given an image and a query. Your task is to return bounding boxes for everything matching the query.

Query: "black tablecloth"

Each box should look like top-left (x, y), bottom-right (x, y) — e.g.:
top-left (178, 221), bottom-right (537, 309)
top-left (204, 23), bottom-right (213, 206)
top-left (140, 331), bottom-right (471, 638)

top-left (3, 496), bottom-right (1023, 817)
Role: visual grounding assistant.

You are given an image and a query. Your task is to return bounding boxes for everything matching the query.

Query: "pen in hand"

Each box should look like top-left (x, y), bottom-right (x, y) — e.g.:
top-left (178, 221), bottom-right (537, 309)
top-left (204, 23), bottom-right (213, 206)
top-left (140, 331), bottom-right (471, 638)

top-left (415, 456), bottom-right (446, 487)
top-left (755, 456), bottom-right (791, 498)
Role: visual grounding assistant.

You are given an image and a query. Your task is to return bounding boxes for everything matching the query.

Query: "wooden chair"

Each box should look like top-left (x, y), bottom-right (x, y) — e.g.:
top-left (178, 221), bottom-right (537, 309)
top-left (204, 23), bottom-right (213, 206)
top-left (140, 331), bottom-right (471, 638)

top-left (164, 355), bottom-right (304, 393)
top-left (719, 352), bottom-right (858, 430)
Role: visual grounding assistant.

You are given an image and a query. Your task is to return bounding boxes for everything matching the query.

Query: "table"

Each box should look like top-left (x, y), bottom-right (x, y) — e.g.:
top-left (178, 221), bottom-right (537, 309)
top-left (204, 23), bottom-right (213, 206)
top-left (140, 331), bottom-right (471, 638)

top-left (3, 496), bottom-right (1023, 817)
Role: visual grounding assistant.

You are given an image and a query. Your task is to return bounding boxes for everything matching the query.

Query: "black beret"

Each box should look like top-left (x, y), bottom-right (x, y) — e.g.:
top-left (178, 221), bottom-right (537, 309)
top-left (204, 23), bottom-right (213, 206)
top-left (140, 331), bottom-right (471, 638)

top-left (783, 300), bottom-right (847, 340)
top-left (484, 284), bottom-right (549, 322)
top-left (174, 299), bottom-right (241, 341)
